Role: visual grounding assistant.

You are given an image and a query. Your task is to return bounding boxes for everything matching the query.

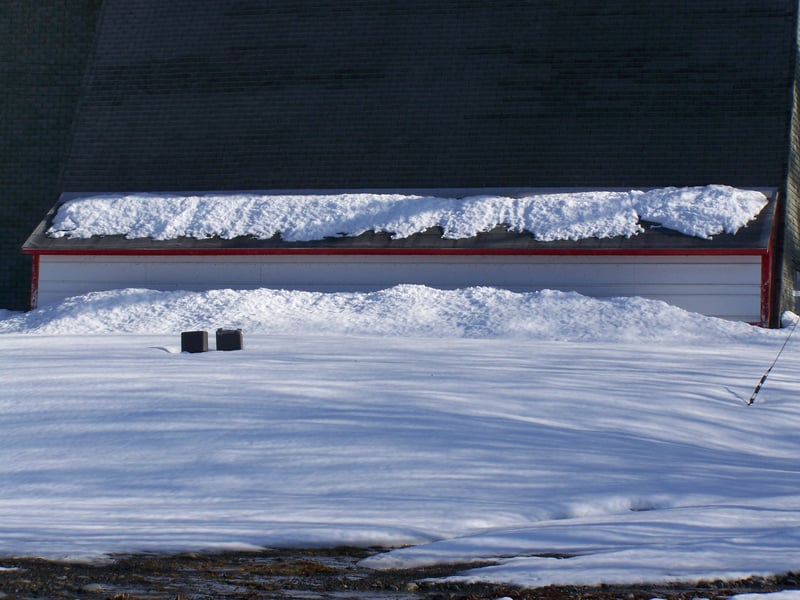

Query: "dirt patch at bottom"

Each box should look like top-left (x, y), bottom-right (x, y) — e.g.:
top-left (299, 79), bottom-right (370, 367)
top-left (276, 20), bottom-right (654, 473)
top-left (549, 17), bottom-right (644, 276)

top-left (1, 547), bottom-right (798, 600)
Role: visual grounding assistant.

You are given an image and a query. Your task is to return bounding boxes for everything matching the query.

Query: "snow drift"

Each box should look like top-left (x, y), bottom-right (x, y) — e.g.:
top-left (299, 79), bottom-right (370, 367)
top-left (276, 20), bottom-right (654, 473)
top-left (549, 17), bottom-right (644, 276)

top-left (0, 285), bottom-right (772, 343)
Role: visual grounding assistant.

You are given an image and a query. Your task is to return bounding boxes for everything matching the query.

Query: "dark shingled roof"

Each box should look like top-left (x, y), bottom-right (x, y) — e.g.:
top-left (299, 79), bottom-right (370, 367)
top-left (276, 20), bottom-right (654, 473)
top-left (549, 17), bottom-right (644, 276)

top-left (60, 0), bottom-right (796, 192)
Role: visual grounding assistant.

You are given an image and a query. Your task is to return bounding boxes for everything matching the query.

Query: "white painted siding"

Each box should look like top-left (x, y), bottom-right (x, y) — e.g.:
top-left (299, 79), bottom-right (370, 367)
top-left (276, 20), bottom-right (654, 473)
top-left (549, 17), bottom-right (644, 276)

top-left (37, 254), bottom-right (764, 321)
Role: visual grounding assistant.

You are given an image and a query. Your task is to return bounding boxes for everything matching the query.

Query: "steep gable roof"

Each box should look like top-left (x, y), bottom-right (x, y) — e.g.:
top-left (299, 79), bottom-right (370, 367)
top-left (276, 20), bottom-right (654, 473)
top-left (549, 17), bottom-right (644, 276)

top-left (60, 0), bottom-right (796, 192)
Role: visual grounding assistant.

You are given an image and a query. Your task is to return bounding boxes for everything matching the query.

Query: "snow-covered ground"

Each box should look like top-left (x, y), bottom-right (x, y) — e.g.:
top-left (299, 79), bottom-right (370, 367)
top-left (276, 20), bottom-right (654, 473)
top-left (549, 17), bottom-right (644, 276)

top-left (1, 285), bottom-right (800, 594)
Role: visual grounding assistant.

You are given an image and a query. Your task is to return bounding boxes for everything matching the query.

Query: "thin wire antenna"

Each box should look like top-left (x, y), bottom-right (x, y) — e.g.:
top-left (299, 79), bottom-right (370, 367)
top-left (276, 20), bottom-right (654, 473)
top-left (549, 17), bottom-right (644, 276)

top-left (748, 313), bottom-right (800, 405)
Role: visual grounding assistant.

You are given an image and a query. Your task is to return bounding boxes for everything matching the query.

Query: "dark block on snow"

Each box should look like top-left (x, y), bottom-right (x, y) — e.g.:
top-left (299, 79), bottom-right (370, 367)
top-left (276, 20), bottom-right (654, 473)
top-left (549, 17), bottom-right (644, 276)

top-left (181, 330), bottom-right (208, 353)
top-left (216, 328), bottom-right (243, 351)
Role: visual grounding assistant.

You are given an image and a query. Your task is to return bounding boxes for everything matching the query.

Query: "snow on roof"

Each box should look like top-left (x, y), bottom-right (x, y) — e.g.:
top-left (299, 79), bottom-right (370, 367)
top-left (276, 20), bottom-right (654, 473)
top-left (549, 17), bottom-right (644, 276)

top-left (47, 185), bottom-right (768, 243)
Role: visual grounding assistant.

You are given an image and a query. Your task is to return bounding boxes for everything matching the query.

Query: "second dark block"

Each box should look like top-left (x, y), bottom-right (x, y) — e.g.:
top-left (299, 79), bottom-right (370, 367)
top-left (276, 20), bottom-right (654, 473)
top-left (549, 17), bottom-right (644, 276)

top-left (216, 328), bottom-right (243, 351)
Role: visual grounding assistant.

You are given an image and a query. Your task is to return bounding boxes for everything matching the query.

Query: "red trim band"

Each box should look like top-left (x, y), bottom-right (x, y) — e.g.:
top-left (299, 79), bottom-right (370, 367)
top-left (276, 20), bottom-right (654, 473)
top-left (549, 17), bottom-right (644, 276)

top-left (25, 247), bottom-right (768, 257)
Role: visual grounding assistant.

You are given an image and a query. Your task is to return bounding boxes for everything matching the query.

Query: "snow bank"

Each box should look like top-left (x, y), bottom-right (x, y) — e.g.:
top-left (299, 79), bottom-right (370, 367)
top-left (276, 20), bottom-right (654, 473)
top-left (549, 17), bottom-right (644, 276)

top-left (733, 593), bottom-right (800, 600)
top-left (47, 185), bottom-right (768, 242)
top-left (0, 285), bottom-right (773, 343)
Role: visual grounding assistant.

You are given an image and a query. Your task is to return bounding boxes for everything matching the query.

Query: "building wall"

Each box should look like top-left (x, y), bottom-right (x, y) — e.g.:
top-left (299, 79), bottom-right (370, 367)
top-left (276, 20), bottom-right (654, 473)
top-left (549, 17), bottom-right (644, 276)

top-left (0, 1), bottom-right (101, 310)
top-left (36, 254), bottom-right (766, 323)
top-left (3, 1), bottom-right (798, 311)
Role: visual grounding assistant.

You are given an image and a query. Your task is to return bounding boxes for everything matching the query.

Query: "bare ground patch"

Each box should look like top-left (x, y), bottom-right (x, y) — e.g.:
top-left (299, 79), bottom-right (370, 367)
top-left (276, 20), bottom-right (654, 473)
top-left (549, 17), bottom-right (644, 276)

top-left (1, 547), bottom-right (798, 600)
